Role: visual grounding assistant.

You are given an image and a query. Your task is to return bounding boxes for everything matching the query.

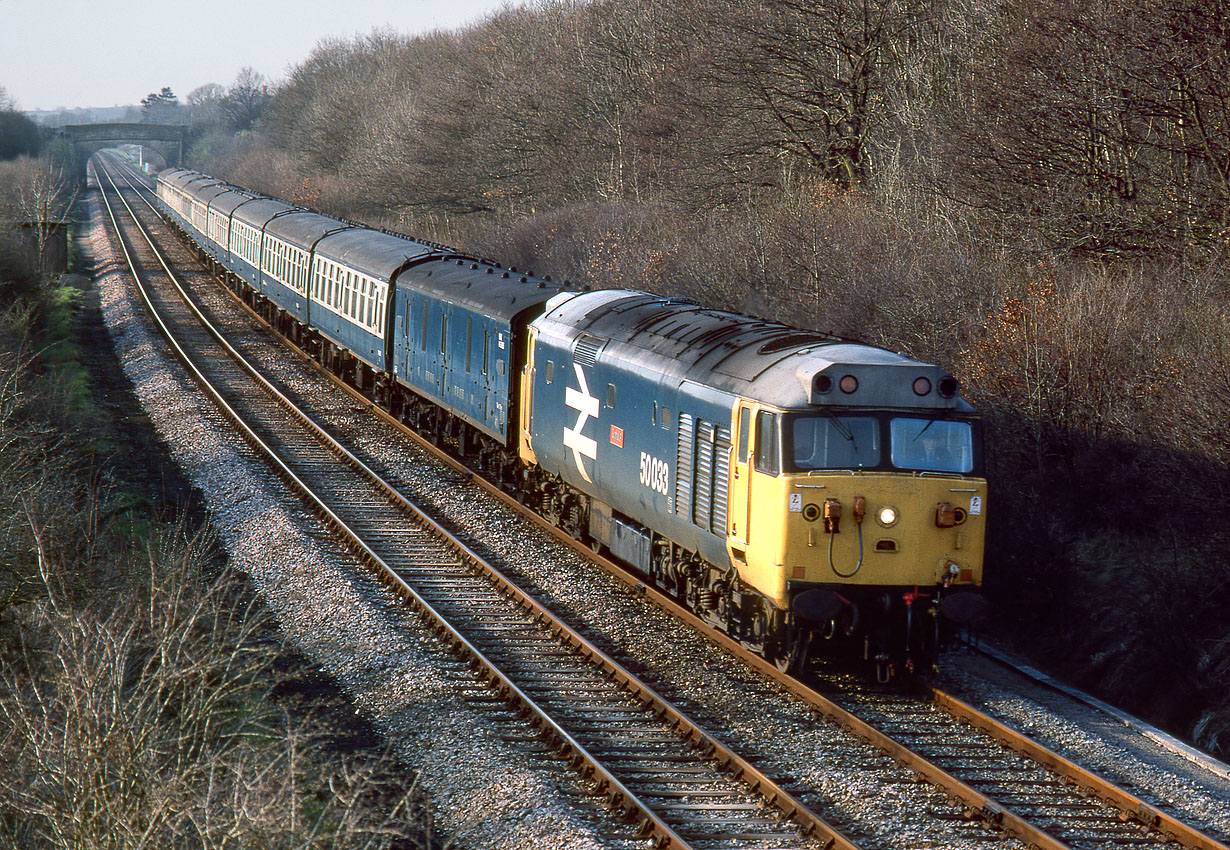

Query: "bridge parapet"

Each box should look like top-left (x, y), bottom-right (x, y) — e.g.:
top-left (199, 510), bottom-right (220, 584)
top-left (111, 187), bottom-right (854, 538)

top-left (59, 123), bottom-right (186, 182)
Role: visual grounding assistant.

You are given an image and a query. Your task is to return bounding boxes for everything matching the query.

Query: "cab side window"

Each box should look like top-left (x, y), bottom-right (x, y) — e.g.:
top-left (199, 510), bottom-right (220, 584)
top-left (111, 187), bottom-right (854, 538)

top-left (754, 411), bottom-right (779, 475)
top-left (737, 406), bottom-right (752, 464)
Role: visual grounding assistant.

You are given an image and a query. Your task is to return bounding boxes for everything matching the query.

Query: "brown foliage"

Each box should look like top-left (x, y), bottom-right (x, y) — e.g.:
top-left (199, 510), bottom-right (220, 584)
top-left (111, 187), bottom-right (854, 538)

top-left (0, 532), bottom-right (428, 849)
top-left (950, 0), bottom-right (1230, 256)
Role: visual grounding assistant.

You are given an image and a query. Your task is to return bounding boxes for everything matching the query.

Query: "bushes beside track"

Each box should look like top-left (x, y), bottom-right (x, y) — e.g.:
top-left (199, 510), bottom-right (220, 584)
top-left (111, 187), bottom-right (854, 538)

top-left (0, 190), bottom-right (437, 848)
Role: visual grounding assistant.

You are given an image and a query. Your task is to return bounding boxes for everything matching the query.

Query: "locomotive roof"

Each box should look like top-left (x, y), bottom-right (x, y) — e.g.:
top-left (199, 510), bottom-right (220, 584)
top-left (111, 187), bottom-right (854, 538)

top-left (402, 257), bottom-right (572, 323)
top-left (536, 290), bottom-right (973, 412)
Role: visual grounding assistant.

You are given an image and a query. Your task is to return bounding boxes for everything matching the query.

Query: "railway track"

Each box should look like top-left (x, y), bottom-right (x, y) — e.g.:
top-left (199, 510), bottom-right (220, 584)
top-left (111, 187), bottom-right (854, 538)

top-left (95, 153), bottom-right (1230, 850)
top-left (93, 157), bottom-right (849, 850)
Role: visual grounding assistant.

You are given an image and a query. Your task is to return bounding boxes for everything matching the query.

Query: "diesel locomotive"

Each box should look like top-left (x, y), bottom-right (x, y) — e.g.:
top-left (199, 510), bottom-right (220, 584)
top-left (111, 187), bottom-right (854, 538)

top-left (156, 166), bottom-right (987, 679)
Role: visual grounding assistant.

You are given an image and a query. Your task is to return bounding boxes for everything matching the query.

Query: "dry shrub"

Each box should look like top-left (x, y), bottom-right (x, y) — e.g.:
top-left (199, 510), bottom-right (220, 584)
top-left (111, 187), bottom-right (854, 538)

top-left (473, 199), bottom-right (684, 291)
top-left (0, 286), bottom-right (433, 847)
top-left (960, 261), bottom-right (1230, 752)
top-left (0, 528), bottom-right (428, 849)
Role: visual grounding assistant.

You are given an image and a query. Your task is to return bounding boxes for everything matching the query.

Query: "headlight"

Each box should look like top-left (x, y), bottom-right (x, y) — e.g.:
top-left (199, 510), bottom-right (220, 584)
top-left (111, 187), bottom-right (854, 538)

top-left (877, 506), bottom-right (898, 527)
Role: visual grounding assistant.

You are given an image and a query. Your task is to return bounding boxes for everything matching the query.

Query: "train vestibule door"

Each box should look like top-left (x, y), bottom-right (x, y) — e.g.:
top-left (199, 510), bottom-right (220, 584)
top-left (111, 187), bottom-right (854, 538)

top-left (729, 403), bottom-right (754, 547)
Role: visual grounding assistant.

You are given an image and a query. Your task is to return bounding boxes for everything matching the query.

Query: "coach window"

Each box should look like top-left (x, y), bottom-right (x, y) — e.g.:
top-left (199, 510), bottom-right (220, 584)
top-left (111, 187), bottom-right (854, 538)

top-left (754, 411), bottom-right (779, 475)
top-left (545, 360), bottom-right (554, 385)
top-left (661, 407), bottom-right (670, 428)
top-left (607, 383), bottom-right (616, 409)
top-left (440, 314), bottom-right (447, 355)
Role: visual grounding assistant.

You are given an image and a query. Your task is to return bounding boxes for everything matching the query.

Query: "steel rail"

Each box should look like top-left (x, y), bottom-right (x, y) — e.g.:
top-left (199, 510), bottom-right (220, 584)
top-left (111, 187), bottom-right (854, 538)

top-left (930, 687), bottom-right (1230, 850)
top-left (116, 154), bottom-right (1229, 850)
top-left (97, 155), bottom-right (863, 850)
top-left (275, 295), bottom-right (1224, 850)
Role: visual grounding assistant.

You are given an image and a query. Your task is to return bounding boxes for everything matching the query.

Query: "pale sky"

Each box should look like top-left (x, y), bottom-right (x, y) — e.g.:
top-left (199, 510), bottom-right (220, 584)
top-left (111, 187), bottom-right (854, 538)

top-left (0, 0), bottom-right (517, 112)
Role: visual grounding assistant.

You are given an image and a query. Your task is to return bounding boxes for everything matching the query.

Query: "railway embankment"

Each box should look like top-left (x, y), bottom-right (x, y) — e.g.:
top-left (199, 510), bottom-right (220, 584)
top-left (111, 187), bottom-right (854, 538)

top-left (0, 178), bottom-right (435, 849)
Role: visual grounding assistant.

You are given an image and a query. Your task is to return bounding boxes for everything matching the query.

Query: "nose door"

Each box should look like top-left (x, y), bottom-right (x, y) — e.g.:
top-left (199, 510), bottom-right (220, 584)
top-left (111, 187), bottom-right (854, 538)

top-left (729, 403), bottom-right (753, 545)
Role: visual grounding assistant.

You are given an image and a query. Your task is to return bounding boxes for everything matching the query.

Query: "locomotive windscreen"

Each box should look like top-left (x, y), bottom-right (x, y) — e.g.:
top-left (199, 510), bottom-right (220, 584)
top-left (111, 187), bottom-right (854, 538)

top-left (784, 414), bottom-right (975, 474)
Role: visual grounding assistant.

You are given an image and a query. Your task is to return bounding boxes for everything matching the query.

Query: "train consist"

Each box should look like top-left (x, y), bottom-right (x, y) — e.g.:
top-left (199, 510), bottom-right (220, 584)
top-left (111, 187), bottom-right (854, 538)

top-left (156, 167), bottom-right (987, 678)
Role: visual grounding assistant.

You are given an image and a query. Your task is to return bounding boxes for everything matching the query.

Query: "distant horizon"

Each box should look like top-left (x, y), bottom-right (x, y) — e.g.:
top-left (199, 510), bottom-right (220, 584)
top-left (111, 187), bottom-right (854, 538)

top-left (0, 0), bottom-right (516, 113)
top-left (26, 105), bottom-right (140, 117)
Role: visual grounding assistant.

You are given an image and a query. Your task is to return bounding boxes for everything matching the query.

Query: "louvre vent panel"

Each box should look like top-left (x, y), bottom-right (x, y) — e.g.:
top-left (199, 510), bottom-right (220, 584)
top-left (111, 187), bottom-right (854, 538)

top-left (675, 413), bottom-right (694, 517)
top-left (711, 426), bottom-right (731, 536)
top-left (693, 421), bottom-right (715, 529)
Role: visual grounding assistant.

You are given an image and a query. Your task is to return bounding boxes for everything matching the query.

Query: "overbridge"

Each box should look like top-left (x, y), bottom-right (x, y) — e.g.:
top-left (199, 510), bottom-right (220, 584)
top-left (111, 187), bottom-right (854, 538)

top-left (60, 122), bottom-right (186, 181)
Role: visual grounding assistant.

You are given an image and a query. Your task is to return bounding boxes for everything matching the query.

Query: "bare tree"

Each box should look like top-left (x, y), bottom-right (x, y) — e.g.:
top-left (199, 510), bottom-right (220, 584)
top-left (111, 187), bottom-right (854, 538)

top-left (950, 0), bottom-right (1230, 257)
top-left (692, 0), bottom-right (938, 190)
top-left (224, 67), bottom-right (272, 133)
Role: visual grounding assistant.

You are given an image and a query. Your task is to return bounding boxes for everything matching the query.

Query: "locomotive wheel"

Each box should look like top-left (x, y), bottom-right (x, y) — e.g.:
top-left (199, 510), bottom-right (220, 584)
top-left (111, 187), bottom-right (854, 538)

top-left (772, 643), bottom-right (794, 673)
top-left (770, 623), bottom-right (798, 673)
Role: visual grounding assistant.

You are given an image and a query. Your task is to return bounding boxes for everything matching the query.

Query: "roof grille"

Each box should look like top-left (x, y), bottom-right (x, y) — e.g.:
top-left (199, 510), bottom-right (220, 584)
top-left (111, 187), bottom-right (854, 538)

top-left (573, 334), bottom-right (607, 366)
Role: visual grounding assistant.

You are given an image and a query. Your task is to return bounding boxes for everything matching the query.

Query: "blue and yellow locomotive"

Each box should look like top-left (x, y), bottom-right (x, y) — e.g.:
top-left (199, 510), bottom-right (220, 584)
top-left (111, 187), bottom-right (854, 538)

top-left (156, 166), bottom-right (986, 677)
top-left (522, 291), bottom-right (986, 676)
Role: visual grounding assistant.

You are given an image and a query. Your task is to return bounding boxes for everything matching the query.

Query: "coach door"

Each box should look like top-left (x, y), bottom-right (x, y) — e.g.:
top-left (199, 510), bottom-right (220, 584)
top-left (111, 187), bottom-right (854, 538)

top-left (729, 403), bottom-right (753, 548)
